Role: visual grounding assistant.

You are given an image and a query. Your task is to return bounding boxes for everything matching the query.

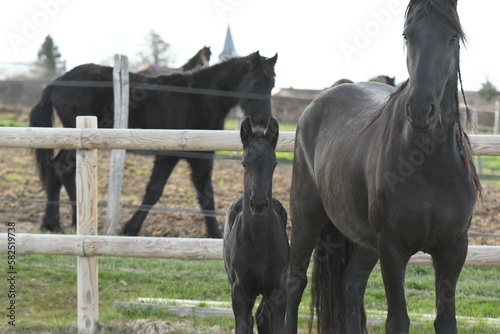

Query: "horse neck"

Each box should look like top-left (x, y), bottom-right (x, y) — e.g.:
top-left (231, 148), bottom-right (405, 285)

top-left (192, 60), bottom-right (243, 110)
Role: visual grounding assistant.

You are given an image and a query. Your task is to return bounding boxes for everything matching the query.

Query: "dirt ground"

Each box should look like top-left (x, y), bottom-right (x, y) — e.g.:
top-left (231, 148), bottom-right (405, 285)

top-left (0, 148), bottom-right (499, 245)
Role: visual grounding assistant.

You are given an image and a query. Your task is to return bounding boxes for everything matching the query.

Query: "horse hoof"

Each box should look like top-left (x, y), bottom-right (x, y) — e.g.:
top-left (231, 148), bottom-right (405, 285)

top-left (40, 225), bottom-right (65, 234)
top-left (121, 227), bottom-right (138, 237)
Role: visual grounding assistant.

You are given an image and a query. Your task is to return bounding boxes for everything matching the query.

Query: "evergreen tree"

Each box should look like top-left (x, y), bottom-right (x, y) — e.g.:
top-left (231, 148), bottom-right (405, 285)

top-left (37, 35), bottom-right (63, 78)
top-left (478, 79), bottom-right (498, 101)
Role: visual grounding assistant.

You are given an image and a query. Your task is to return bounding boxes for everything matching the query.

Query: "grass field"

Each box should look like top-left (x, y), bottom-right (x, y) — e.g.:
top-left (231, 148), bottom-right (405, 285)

top-left (1, 254), bottom-right (499, 333)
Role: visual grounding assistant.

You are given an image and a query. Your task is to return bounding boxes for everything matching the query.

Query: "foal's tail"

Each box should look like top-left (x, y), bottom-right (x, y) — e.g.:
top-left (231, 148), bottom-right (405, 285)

top-left (310, 222), bottom-right (367, 334)
top-left (29, 85), bottom-right (55, 190)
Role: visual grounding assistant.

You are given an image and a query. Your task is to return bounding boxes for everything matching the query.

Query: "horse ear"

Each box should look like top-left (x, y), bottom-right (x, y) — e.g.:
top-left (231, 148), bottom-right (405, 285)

top-left (269, 53), bottom-right (278, 65)
top-left (240, 116), bottom-right (254, 146)
top-left (265, 117), bottom-right (279, 149)
top-left (248, 51), bottom-right (262, 69)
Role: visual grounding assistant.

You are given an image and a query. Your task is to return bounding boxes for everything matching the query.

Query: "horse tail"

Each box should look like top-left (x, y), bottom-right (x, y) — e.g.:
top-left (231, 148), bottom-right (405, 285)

top-left (29, 85), bottom-right (55, 190)
top-left (310, 222), bottom-right (367, 334)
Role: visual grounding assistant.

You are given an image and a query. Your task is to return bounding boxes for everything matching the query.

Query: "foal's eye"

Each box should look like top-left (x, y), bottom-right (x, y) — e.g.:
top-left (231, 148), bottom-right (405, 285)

top-left (449, 35), bottom-right (458, 44)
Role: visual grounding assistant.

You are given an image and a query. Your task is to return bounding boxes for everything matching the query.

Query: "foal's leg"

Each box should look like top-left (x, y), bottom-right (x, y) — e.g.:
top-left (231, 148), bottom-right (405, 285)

top-left (187, 154), bottom-right (222, 238)
top-left (122, 155), bottom-right (180, 236)
top-left (431, 232), bottom-right (468, 334)
top-left (231, 283), bottom-right (256, 334)
top-left (343, 244), bottom-right (379, 333)
top-left (378, 233), bottom-right (412, 334)
top-left (256, 298), bottom-right (272, 334)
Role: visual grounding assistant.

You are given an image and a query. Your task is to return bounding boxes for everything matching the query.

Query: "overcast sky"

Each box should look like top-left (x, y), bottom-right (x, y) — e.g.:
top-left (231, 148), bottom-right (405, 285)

top-left (1, 0), bottom-right (499, 91)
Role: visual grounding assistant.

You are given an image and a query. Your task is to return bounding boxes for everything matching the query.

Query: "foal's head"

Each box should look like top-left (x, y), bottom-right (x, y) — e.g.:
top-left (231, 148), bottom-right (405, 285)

top-left (403, 0), bottom-right (464, 133)
top-left (237, 52), bottom-right (278, 128)
top-left (240, 116), bottom-right (279, 216)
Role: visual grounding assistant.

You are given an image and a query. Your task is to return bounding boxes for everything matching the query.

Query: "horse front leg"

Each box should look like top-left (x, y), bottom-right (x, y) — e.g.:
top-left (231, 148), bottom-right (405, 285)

top-left (286, 178), bottom-right (328, 333)
top-left (187, 154), bottom-right (222, 238)
top-left (122, 155), bottom-right (180, 236)
top-left (378, 233), bottom-right (412, 334)
top-left (342, 244), bottom-right (379, 333)
top-left (431, 232), bottom-right (468, 334)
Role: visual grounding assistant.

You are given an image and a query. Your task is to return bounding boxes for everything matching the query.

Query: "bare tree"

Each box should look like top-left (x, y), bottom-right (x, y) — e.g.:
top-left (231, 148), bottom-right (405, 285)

top-left (137, 30), bottom-right (174, 66)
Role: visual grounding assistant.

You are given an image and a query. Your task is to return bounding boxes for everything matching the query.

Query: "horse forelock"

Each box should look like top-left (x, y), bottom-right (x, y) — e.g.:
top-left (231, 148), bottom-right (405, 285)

top-left (405, 0), bottom-right (465, 42)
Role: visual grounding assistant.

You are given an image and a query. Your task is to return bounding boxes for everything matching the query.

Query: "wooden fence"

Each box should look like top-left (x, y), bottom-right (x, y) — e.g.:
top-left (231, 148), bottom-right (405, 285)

top-left (1, 116), bottom-right (500, 333)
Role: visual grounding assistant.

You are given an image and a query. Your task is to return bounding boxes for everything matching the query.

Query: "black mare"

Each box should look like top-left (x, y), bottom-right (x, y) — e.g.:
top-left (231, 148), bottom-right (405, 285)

top-left (286, 1), bottom-right (480, 333)
top-left (369, 75), bottom-right (396, 86)
top-left (224, 117), bottom-right (288, 334)
top-left (29, 51), bottom-right (277, 238)
top-left (135, 46), bottom-right (212, 76)
top-left (332, 75), bottom-right (395, 88)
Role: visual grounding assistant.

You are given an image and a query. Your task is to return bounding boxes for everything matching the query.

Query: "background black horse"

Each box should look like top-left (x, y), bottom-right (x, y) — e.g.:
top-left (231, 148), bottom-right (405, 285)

top-left (30, 51), bottom-right (277, 238)
top-left (135, 46), bottom-right (211, 76)
top-left (286, 0), bottom-right (480, 333)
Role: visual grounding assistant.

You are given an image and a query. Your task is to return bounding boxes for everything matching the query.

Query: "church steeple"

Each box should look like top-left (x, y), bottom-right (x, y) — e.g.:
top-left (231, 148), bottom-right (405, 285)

top-left (219, 25), bottom-right (238, 60)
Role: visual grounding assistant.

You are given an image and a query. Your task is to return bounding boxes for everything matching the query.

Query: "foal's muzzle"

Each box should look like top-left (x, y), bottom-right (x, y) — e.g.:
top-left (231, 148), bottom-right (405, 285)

top-left (250, 198), bottom-right (269, 216)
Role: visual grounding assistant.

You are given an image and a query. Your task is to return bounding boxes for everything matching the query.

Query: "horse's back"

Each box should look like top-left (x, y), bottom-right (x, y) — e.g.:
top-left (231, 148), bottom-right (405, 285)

top-left (296, 81), bottom-right (394, 169)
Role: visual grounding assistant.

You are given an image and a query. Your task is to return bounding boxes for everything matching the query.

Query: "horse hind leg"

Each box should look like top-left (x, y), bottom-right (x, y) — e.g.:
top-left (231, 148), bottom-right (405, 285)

top-left (58, 150), bottom-right (77, 229)
top-left (41, 149), bottom-right (75, 233)
top-left (187, 154), bottom-right (222, 238)
top-left (122, 155), bottom-right (180, 236)
top-left (286, 190), bottom-right (329, 333)
top-left (431, 232), bottom-right (468, 334)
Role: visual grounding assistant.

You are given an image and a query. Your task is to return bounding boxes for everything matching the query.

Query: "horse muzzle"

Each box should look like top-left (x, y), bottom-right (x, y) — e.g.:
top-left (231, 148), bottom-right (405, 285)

top-left (250, 198), bottom-right (269, 216)
top-left (405, 102), bottom-right (439, 133)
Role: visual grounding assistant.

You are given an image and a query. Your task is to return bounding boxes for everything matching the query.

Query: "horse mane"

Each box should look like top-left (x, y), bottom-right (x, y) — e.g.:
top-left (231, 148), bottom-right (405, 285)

top-left (405, 0), bottom-right (465, 42)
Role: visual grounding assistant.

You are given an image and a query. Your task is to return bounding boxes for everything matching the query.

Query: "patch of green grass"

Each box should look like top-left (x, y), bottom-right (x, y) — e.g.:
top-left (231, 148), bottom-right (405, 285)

top-left (0, 119), bottom-right (28, 127)
top-left (4, 172), bottom-right (21, 184)
top-left (6, 252), bottom-right (500, 333)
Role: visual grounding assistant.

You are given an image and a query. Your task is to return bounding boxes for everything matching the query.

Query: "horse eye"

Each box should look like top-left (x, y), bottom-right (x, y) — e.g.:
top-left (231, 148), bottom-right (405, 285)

top-left (402, 33), bottom-right (408, 42)
top-left (241, 162), bottom-right (246, 168)
top-left (449, 35), bottom-right (458, 44)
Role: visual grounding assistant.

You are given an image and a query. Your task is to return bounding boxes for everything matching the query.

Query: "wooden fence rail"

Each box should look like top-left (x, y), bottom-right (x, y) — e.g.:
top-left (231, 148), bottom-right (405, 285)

top-left (2, 118), bottom-right (500, 333)
top-left (2, 127), bottom-right (500, 155)
top-left (1, 233), bottom-right (499, 267)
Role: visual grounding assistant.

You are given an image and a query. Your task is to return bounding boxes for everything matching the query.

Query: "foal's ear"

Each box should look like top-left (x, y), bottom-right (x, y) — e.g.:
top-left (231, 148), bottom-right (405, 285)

top-left (265, 117), bottom-right (279, 149)
top-left (240, 116), bottom-right (254, 146)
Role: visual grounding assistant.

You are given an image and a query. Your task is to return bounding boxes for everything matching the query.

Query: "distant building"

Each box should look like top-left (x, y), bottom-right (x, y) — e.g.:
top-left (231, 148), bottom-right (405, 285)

top-left (219, 26), bottom-right (238, 60)
top-left (272, 87), bottom-right (324, 123)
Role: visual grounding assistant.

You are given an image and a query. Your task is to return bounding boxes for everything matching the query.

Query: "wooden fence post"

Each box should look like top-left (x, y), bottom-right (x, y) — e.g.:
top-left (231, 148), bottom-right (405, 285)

top-left (76, 116), bottom-right (99, 333)
top-left (105, 54), bottom-right (129, 235)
